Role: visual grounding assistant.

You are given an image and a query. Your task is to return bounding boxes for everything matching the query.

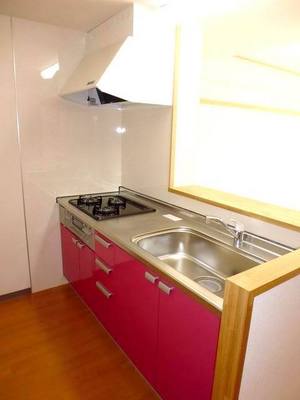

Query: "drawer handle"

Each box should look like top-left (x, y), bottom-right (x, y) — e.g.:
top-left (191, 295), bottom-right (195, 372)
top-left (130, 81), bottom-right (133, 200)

top-left (158, 281), bottom-right (174, 295)
top-left (71, 237), bottom-right (78, 246)
top-left (95, 281), bottom-right (112, 299)
top-left (95, 258), bottom-right (112, 275)
top-left (145, 271), bottom-right (158, 284)
top-left (76, 241), bottom-right (85, 249)
top-left (95, 235), bottom-right (112, 249)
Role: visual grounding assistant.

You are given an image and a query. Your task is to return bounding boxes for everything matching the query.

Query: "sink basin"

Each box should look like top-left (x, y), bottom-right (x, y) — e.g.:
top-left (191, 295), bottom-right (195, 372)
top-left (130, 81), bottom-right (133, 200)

top-left (133, 227), bottom-right (260, 297)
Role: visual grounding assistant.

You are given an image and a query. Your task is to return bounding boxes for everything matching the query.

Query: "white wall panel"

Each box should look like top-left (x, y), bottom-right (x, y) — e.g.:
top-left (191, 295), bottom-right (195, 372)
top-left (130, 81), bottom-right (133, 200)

top-left (239, 275), bottom-right (300, 400)
top-left (13, 18), bottom-right (122, 292)
top-left (0, 15), bottom-right (31, 295)
top-left (121, 107), bottom-right (300, 248)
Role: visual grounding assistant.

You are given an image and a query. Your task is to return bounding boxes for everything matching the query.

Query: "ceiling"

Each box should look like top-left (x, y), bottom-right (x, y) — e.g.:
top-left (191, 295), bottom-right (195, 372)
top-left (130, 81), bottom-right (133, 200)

top-left (0, 0), bottom-right (140, 32)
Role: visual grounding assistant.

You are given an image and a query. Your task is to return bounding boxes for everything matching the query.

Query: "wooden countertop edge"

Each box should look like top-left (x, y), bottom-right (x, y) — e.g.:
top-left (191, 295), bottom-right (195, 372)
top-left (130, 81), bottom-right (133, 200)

top-left (228, 247), bottom-right (300, 295)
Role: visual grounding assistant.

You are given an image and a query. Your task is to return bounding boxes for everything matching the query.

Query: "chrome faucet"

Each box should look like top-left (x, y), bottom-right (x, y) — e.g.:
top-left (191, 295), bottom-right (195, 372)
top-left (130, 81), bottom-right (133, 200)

top-left (205, 216), bottom-right (245, 248)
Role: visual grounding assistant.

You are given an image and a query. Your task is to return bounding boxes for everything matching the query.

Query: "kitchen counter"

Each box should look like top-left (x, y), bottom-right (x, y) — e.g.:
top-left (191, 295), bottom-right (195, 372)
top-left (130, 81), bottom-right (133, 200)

top-left (57, 188), bottom-right (293, 312)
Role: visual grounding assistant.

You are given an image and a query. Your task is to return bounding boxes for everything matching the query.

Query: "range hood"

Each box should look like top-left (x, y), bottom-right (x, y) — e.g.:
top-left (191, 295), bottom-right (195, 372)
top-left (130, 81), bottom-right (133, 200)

top-left (60, 5), bottom-right (175, 107)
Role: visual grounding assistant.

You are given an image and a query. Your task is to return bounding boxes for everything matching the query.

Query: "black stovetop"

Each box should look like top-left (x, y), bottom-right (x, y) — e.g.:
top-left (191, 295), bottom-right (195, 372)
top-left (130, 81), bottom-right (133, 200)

top-left (69, 193), bottom-right (155, 221)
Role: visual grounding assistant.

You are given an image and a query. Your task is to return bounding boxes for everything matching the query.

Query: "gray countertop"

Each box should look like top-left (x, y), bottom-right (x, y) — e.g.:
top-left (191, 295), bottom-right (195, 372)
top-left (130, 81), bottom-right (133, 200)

top-left (57, 189), bottom-right (293, 312)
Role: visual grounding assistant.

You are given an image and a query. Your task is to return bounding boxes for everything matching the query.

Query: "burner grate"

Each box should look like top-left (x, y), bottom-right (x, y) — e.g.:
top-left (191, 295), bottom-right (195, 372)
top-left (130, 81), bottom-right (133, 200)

top-left (69, 193), bottom-right (155, 221)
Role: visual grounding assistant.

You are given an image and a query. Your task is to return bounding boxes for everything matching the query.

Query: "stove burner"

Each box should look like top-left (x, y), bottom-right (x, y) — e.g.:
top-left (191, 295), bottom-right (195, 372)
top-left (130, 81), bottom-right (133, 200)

top-left (78, 195), bottom-right (102, 206)
top-left (69, 192), bottom-right (156, 221)
top-left (108, 196), bottom-right (126, 207)
top-left (97, 206), bottom-right (119, 216)
top-left (92, 203), bottom-right (102, 216)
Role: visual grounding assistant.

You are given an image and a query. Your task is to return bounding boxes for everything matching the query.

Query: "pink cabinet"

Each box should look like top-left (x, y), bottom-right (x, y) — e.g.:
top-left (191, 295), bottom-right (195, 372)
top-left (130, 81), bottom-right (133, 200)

top-left (155, 279), bottom-right (221, 400)
top-left (60, 224), bottom-right (80, 284)
top-left (60, 225), bottom-right (221, 399)
top-left (92, 245), bottom-right (159, 385)
top-left (77, 243), bottom-right (95, 306)
top-left (112, 247), bottom-right (159, 385)
top-left (60, 224), bottom-right (95, 304)
top-left (95, 231), bottom-right (115, 266)
top-left (92, 256), bottom-right (118, 337)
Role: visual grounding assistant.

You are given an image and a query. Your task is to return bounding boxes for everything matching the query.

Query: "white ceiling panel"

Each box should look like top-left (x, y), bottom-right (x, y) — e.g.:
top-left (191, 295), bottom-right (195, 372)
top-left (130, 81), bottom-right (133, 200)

top-left (0, 0), bottom-right (134, 31)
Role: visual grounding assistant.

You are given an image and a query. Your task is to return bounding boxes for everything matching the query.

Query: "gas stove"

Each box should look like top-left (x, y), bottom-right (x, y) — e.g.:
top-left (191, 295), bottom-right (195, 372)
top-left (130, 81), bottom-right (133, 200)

top-left (69, 192), bottom-right (155, 221)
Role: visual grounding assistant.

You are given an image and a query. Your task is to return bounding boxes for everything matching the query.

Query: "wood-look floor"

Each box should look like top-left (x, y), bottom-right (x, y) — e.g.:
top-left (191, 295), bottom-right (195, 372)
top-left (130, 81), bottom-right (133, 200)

top-left (0, 285), bottom-right (158, 400)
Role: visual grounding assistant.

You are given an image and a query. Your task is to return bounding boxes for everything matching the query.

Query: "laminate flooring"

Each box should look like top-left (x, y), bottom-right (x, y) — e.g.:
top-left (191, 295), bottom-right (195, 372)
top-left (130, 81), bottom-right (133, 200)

top-left (0, 285), bottom-right (158, 400)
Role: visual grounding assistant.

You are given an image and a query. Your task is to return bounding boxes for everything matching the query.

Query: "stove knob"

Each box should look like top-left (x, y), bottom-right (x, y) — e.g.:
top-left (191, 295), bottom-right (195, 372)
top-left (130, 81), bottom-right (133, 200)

top-left (82, 226), bottom-right (91, 235)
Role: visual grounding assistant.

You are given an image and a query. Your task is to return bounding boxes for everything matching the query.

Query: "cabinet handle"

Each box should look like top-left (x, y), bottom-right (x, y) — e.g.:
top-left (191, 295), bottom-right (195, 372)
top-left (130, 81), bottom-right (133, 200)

top-left (95, 258), bottom-right (112, 275)
top-left (76, 241), bottom-right (85, 249)
top-left (145, 271), bottom-right (158, 284)
top-left (158, 281), bottom-right (174, 295)
top-left (71, 237), bottom-right (78, 246)
top-left (95, 235), bottom-right (112, 249)
top-left (95, 281), bottom-right (112, 299)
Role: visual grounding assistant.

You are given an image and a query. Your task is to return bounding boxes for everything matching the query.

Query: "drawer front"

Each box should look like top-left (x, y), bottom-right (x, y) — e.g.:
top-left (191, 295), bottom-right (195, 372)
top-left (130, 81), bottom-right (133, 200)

top-left (95, 231), bottom-right (115, 266)
top-left (94, 256), bottom-right (114, 289)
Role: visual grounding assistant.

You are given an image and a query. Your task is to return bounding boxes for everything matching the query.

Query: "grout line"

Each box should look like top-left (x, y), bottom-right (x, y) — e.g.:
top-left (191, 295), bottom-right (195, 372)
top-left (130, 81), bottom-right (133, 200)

top-left (10, 17), bottom-right (33, 291)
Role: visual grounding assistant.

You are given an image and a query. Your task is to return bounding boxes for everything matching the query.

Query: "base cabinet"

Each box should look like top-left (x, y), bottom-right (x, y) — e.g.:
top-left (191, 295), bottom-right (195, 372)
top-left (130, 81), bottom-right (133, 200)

top-left (112, 247), bottom-right (159, 385)
top-left (61, 224), bottom-right (80, 284)
top-left (60, 226), bottom-right (221, 399)
top-left (155, 280), bottom-right (220, 400)
top-left (60, 224), bottom-right (94, 302)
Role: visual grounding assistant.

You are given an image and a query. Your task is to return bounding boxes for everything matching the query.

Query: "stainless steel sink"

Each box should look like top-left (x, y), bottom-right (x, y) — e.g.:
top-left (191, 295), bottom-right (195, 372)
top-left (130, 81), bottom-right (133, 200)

top-left (133, 227), bottom-right (260, 297)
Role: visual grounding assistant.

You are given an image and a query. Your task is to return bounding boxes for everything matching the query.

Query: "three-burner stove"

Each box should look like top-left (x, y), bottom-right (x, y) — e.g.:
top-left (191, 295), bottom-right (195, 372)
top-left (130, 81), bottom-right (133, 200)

top-left (69, 193), bottom-right (155, 221)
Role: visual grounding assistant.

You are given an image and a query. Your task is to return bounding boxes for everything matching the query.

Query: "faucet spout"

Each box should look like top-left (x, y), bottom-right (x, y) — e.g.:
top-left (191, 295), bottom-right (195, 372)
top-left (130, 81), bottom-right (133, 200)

top-left (205, 216), bottom-right (244, 248)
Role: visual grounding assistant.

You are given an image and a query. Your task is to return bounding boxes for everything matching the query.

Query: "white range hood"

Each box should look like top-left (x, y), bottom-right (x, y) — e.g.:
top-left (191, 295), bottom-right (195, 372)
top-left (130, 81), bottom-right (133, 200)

top-left (60, 4), bottom-right (176, 107)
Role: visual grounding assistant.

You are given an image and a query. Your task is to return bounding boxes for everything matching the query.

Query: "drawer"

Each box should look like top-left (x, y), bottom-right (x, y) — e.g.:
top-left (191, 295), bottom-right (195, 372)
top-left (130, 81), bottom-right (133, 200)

top-left (95, 231), bottom-right (115, 266)
top-left (94, 256), bottom-right (114, 288)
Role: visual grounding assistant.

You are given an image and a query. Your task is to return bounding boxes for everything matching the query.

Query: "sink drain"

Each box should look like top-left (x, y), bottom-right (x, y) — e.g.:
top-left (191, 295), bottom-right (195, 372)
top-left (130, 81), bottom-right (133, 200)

top-left (194, 276), bottom-right (223, 294)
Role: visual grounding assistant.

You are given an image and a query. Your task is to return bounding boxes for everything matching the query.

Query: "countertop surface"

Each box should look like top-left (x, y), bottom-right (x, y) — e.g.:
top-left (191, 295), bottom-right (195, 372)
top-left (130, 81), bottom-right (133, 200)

top-left (57, 189), bottom-right (293, 312)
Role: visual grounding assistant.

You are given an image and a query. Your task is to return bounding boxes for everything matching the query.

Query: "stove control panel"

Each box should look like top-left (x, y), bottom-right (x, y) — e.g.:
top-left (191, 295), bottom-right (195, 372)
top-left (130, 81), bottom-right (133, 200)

top-left (59, 206), bottom-right (95, 250)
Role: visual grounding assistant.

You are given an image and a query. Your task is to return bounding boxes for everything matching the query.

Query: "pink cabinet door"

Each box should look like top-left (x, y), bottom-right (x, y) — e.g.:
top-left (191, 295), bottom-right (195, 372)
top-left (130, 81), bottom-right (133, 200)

top-left (75, 242), bottom-right (95, 306)
top-left (92, 253), bottom-right (118, 335)
top-left (155, 280), bottom-right (221, 400)
top-left (95, 231), bottom-right (115, 266)
top-left (112, 247), bottom-right (160, 385)
top-left (60, 224), bottom-right (79, 284)
top-left (60, 224), bottom-right (95, 305)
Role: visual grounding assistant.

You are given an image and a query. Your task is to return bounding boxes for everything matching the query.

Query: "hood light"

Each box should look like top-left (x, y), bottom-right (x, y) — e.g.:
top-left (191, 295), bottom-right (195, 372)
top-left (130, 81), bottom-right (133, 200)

top-left (40, 63), bottom-right (60, 80)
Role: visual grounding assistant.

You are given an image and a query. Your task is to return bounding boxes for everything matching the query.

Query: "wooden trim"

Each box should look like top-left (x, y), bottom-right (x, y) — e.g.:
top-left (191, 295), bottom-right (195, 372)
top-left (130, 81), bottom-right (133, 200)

top-left (169, 25), bottom-right (181, 188)
top-left (212, 281), bottom-right (254, 400)
top-left (169, 186), bottom-right (300, 231)
top-left (0, 288), bottom-right (31, 302)
top-left (200, 98), bottom-right (300, 117)
top-left (212, 250), bottom-right (300, 400)
top-left (169, 28), bottom-right (300, 230)
top-left (234, 55), bottom-right (300, 78)
top-left (228, 248), bottom-right (300, 296)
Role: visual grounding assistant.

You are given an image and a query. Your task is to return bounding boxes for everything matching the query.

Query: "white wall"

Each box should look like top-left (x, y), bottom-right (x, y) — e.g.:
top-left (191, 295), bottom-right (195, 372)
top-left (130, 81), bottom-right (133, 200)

top-left (239, 275), bottom-right (300, 400)
top-left (187, 104), bottom-right (300, 210)
top-left (0, 15), bottom-right (31, 295)
top-left (12, 18), bottom-right (122, 292)
top-left (121, 107), bottom-right (300, 248)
